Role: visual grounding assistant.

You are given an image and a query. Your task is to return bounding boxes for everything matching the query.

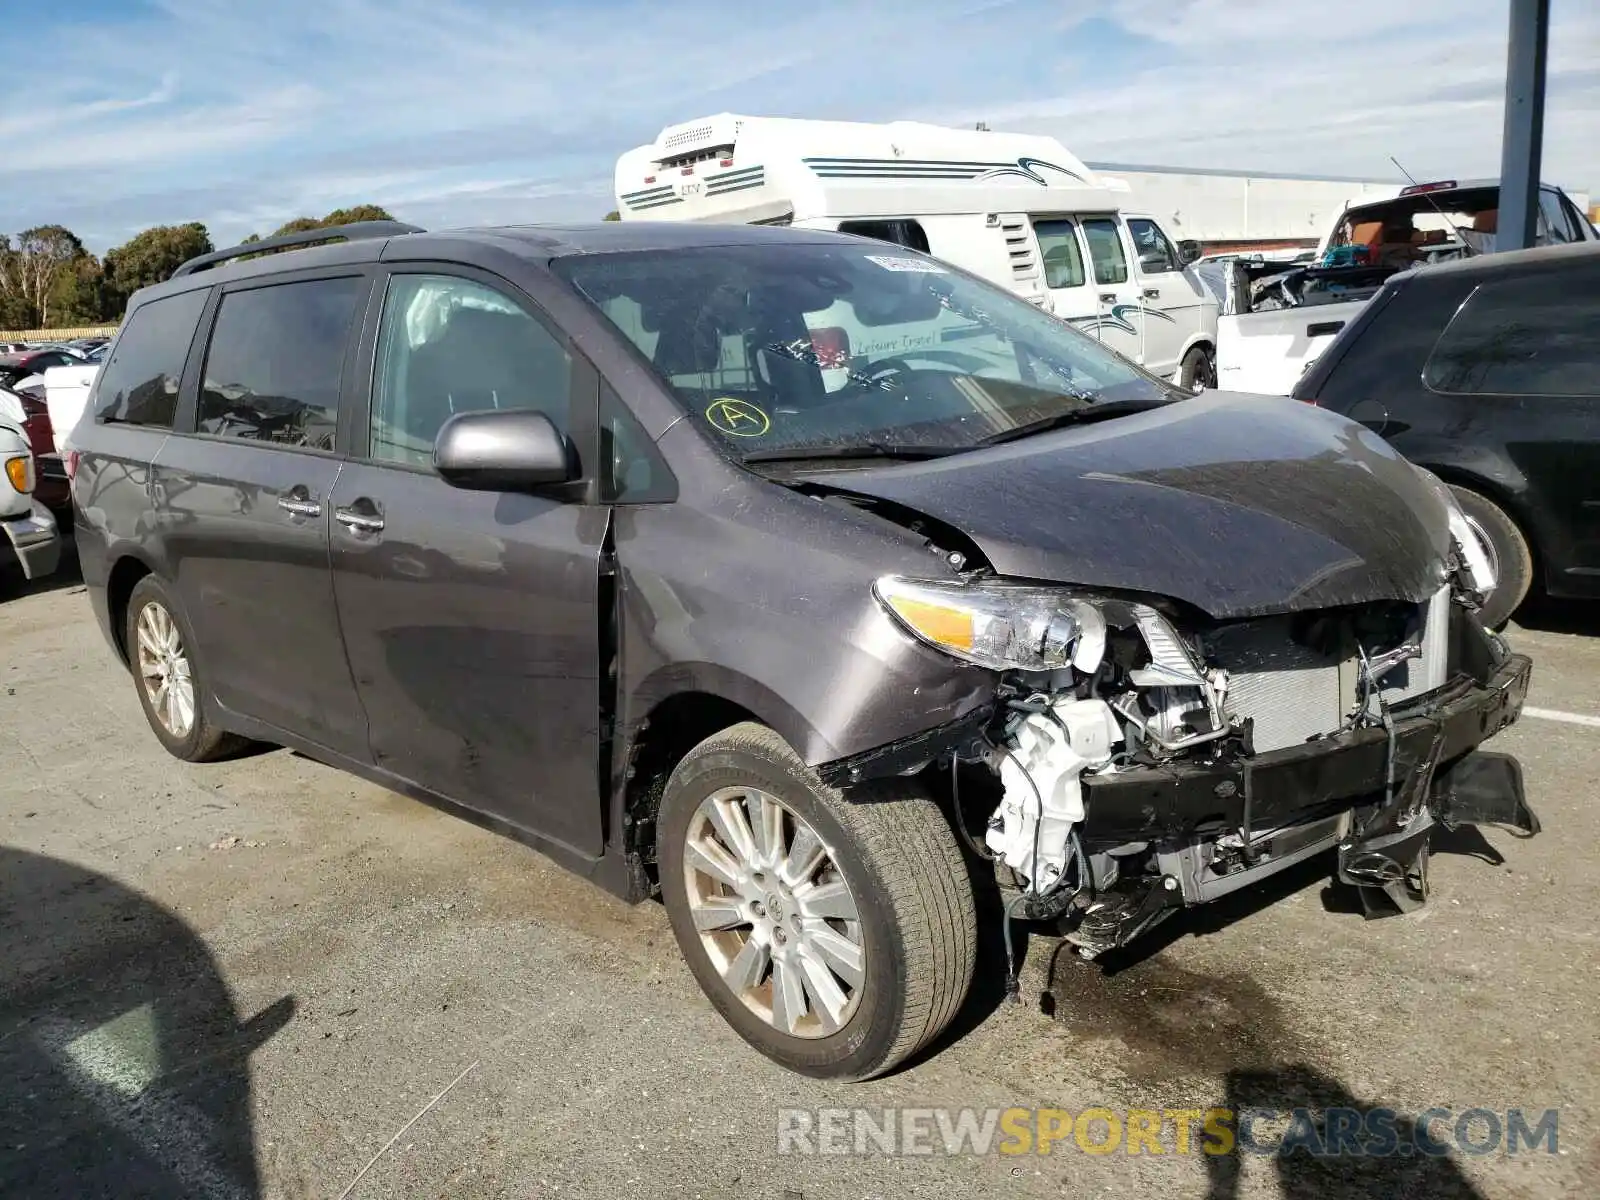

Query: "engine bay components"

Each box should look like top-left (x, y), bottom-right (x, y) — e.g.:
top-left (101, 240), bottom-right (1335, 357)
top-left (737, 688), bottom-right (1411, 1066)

top-left (986, 697), bottom-right (1118, 888)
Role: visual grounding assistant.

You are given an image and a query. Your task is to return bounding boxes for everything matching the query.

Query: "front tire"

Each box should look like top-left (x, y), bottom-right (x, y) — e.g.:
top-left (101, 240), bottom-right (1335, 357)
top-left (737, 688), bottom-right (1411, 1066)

top-left (126, 575), bottom-right (248, 762)
top-left (1179, 344), bottom-right (1216, 392)
top-left (1449, 486), bottom-right (1532, 628)
top-left (658, 722), bottom-right (976, 1080)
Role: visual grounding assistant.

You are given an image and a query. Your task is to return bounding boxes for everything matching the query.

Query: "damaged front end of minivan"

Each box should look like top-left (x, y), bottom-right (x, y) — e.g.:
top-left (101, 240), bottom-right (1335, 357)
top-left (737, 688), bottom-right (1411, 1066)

top-left (819, 495), bottom-right (1537, 961)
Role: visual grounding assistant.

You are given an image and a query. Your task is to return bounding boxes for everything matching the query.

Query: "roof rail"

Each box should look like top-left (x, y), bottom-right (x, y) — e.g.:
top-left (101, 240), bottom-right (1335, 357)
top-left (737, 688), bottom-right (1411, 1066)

top-left (171, 220), bottom-right (424, 278)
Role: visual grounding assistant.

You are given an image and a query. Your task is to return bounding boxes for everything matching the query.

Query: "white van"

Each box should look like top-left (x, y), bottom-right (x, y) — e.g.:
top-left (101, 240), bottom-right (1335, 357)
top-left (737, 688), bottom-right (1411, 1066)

top-left (615, 114), bottom-right (1220, 388)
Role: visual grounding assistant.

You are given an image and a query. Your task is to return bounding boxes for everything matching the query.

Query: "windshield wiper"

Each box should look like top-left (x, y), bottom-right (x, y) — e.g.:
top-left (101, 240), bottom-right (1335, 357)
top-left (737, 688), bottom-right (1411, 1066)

top-left (742, 442), bottom-right (964, 464)
top-left (977, 400), bottom-right (1166, 446)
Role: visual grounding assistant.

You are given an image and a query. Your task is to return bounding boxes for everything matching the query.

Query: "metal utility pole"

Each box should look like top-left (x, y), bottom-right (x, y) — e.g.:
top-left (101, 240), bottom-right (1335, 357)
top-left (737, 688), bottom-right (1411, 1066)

top-left (1497, 0), bottom-right (1550, 251)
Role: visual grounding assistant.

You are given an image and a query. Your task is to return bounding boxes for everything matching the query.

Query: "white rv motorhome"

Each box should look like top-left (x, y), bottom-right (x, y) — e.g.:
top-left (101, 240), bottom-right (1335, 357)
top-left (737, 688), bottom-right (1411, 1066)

top-left (615, 115), bottom-right (1220, 387)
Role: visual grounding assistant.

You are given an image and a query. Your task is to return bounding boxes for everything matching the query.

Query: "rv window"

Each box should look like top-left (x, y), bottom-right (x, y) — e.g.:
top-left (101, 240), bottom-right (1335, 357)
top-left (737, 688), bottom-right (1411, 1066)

top-left (837, 220), bottom-right (931, 253)
top-left (1081, 218), bottom-right (1130, 285)
top-left (1032, 220), bottom-right (1086, 289)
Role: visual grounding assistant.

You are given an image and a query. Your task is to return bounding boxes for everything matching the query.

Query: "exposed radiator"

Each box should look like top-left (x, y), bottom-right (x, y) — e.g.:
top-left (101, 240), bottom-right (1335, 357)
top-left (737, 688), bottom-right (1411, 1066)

top-left (1208, 620), bottom-right (1344, 754)
top-left (1203, 589), bottom-right (1450, 754)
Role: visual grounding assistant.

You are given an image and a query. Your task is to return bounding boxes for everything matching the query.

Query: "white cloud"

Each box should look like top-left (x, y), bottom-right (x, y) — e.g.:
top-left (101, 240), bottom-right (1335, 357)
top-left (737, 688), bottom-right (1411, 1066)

top-left (921, 0), bottom-right (1600, 191)
top-left (3, 0), bottom-right (1596, 250)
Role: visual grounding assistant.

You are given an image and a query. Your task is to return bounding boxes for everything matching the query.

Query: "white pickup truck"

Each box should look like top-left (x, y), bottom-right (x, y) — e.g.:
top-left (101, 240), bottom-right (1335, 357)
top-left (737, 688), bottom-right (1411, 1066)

top-left (0, 390), bottom-right (62, 587)
top-left (1215, 178), bottom-right (1598, 395)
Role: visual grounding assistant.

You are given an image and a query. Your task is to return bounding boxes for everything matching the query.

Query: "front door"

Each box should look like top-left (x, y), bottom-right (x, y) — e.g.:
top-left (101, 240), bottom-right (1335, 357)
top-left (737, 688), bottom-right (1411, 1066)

top-left (328, 269), bottom-right (607, 857)
top-left (154, 272), bottom-right (372, 756)
top-left (1126, 217), bottom-right (1203, 379)
top-left (1077, 216), bottom-right (1145, 366)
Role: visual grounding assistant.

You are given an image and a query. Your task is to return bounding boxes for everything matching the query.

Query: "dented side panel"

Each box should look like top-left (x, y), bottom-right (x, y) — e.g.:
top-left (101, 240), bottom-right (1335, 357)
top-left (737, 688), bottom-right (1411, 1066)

top-left (611, 422), bottom-right (996, 780)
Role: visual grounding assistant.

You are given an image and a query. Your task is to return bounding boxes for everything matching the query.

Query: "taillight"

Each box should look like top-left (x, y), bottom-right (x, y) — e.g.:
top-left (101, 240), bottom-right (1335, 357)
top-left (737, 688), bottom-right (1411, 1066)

top-left (1297, 396), bottom-right (1320, 406)
top-left (65, 450), bottom-right (79, 479)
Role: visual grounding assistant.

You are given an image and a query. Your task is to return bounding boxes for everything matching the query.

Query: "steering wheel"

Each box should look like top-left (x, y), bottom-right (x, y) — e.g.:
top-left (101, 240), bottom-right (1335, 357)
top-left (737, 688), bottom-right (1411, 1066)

top-left (860, 355), bottom-right (922, 384)
top-left (861, 349), bottom-right (992, 384)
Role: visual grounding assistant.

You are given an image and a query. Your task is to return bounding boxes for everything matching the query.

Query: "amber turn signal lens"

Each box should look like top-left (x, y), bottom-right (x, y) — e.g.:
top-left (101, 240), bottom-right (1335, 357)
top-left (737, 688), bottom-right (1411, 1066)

top-left (4, 455), bottom-right (32, 494)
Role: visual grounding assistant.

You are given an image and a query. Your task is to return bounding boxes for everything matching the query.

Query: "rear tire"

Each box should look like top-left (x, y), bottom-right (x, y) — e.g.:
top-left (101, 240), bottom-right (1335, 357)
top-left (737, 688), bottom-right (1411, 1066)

top-left (1179, 344), bottom-right (1216, 392)
top-left (1449, 486), bottom-right (1532, 629)
top-left (125, 575), bottom-right (249, 762)
top-left (658, 722), bottom-right (976, 1080)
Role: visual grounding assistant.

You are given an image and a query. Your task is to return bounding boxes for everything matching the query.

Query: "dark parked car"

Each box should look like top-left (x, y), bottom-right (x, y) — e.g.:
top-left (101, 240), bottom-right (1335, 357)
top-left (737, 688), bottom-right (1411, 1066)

top-left (0, 348), bottom-right (82, 390)
top-left (1295, 240), bottom-right (1600, 627)
top-left (74, 221), bottom-right (1537, 1079)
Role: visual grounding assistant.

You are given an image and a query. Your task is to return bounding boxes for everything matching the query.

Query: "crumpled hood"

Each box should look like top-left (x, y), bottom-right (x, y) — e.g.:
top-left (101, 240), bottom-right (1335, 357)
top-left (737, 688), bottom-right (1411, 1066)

top-left (798, 392), bottom-right (1451, 619)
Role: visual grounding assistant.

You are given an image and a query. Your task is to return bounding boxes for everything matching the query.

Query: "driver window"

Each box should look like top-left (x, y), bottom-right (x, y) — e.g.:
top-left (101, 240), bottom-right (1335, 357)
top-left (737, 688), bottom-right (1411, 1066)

top-left (1128, 219), bottom-right (1179, 274)
top-left (370, 274), bottom-right (572, 467)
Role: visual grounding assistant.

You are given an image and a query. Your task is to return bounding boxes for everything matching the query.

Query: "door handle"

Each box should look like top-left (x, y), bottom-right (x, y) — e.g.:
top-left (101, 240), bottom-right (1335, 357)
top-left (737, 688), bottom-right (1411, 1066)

top-left (277, 495), bottom-right (321, 519)
top-left (1098, 292), bottom-right (1118, 304)
top-left (334, 505), bottom-right (385, 534)
top-left (1142, 287), bottom-right (1161, 300)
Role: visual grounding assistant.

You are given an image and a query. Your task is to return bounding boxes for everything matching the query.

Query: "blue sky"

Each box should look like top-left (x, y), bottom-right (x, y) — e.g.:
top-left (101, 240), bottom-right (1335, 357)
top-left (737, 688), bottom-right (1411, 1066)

top-left (3, 0), bottom-right (1597, 252)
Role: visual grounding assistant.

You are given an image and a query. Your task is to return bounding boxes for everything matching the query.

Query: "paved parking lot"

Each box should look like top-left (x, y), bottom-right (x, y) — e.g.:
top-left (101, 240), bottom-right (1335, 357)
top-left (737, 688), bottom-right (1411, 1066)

top-left (3, 554), bottom-right (1596, 1199)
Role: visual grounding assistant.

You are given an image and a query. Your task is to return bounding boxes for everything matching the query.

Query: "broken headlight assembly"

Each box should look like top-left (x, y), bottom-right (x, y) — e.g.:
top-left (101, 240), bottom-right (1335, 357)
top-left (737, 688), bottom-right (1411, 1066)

top-left (875, 574), bottom-right (1232, 883)
top-left (872, 575), bottom-right (1108, 673)
top-left (873, 575), bottom-right (1229, 756)
top-left (1415, 467), bottom-right (1498, 599)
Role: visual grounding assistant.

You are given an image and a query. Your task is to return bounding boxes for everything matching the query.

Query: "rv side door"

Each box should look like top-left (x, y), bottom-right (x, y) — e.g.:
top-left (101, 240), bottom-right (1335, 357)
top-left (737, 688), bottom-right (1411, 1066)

top-left (1076, 216), bottom-right (1144, 368)
top-left (1031, 217), bottom-right (1096, 330)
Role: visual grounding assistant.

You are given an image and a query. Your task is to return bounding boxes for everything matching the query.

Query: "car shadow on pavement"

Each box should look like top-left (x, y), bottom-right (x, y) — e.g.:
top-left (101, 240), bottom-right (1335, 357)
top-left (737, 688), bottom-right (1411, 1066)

top-left (1031, 853), bottom-right (1489, 1198)
top-left (0, 846), bottom-right (293, 1199)
top-left (1511, 596), bottom-right (1600, 638)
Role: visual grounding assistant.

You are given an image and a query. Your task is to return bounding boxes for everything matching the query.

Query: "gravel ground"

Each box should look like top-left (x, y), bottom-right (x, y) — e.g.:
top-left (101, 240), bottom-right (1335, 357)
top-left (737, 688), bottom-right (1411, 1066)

top-left (2, 554), bottom-right (1595, 1199)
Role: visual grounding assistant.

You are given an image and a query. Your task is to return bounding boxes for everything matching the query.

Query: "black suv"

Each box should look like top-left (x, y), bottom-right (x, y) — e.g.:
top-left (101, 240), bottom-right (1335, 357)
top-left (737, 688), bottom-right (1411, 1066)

top-left (73, 220), bottom-right (1536, 1079)
top-left (1295, 240), bottom-right (1600, 627)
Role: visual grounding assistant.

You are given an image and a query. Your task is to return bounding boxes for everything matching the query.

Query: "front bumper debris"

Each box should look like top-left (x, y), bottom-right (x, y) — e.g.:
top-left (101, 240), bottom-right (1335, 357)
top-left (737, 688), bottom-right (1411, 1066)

top-left (1078, 653), bottom-right (1531, 842)
top-left (1, 500), bottom-right (61, 581)
top-left (1066, 653), bottom-right (1533, 956)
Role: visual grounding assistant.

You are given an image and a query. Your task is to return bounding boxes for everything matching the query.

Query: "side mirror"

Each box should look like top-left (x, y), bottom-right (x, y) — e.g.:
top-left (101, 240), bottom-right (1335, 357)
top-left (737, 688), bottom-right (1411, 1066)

top-left (433, 409), bottom-right (576, 492)
top-left (1177, 239), bottom-right (1203, 266)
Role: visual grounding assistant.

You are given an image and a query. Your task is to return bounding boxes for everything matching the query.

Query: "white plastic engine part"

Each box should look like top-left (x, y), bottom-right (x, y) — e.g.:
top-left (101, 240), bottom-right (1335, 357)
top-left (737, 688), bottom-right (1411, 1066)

top-left (986, 697), bottom-right (1120, 889)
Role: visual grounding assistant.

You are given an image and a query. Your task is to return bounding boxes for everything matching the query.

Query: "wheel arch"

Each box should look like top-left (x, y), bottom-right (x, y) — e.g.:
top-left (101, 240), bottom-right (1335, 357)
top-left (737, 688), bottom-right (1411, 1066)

top-left (1415, 459), bottom-right (1542, 578)
top-left (615, 671), bottom-right (831, 891)
top-left (105, 552), bottom-right (159, 665)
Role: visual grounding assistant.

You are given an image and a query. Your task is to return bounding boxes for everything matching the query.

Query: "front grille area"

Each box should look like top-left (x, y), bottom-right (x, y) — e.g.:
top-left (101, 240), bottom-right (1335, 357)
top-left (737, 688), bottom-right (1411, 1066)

top-left (1209, 621), bottom-right (1344, 753)
top-left (1204, 589), bottom-right (1450, 754)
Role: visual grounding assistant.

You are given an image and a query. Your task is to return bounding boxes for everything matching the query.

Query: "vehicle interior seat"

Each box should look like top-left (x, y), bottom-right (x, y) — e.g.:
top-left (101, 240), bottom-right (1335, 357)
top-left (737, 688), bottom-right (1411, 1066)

top-left (652, 312), bottom-right (724, 382)
top-left (404, 308), bottom-right (567, 445)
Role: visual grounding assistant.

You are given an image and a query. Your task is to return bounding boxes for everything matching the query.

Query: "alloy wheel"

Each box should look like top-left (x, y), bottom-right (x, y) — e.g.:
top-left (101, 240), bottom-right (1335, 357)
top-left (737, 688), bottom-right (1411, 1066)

top-left (136, 601), bottom-right (196, 738)
top-left (682, 786), bottom-right (865, 1038)
top-left (1461, 513), bottom-right (1503, 595)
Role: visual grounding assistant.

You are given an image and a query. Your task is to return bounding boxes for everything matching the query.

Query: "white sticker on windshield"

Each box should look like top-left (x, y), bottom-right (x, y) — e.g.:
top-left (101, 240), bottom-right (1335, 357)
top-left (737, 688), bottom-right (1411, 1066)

top-left (864, 255), bottom-right (947, 273)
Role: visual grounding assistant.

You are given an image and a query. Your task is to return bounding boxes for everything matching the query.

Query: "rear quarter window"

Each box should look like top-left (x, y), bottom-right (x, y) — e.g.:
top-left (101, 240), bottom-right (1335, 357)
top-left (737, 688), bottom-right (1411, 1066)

top-left (1424, 265), bottom-right (1600, 396)
top-left (1302, 275), bottom-right (1469, 411)
top-left (93, 288), bottom-right (209, 427)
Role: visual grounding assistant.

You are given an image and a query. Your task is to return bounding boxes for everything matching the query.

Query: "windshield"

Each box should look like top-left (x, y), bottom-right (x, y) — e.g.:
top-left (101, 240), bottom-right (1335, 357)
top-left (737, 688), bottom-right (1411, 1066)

top-left (554, 242), bottom-right (1179, 460)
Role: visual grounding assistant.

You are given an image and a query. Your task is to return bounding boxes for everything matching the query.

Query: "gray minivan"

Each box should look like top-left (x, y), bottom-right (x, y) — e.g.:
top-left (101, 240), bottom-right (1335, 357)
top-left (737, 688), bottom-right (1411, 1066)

top-left (74, 220), bottom-right (1537, 1080)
